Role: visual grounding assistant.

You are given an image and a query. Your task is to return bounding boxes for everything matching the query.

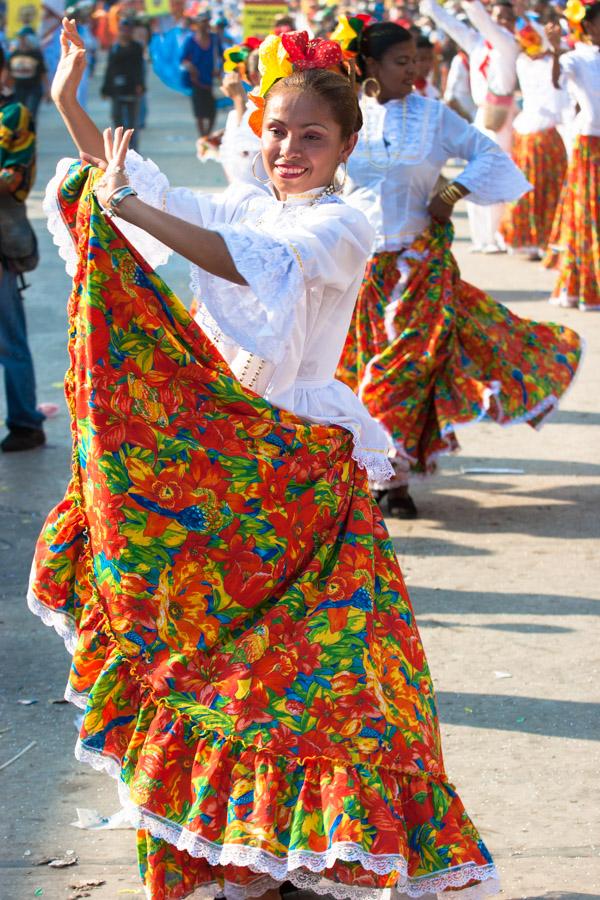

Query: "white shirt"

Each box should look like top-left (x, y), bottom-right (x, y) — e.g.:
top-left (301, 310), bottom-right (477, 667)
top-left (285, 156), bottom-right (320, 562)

top-left (345, 94), bottom-right (531, 252)
top-left (421, 0), bottom-right (519, 105)
top-left (219, 107), bottom-right (262, 186)
top-left (44, 156), bottom-right (393, 482)
top-left (513, 54), bottom-right (572, 135)
top-left (444, 51), bottom-right (477, 120)
top-left (560, 43), bottom-right (600, 137)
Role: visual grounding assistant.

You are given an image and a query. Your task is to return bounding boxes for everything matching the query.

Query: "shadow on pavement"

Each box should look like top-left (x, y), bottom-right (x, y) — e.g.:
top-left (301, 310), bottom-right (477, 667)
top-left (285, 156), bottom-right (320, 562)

top-left (391, 536), bottom-right (492, 556)
top-left (443, 457), bottom-right (600, 478)
top-left (418, 618), bottom-right (574, 634)
top-left (437, 691), bottom-right (600, 741)
top-left (409, 586), bottom-right (600, 617)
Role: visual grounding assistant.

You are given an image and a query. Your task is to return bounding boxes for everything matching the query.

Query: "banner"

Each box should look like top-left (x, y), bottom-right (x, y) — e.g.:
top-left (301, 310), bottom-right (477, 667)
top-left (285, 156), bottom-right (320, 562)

top-left (7, 0), bottom-right (42, 38)
top-left (242, 1), bottom-right (289, 39)
top-left (144, 0), bottom-right (171, 17)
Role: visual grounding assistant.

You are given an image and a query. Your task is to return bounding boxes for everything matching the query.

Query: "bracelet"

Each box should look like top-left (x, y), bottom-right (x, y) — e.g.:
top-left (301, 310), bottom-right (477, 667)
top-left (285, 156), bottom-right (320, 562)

top-left (105, 185), bottom-right (138, 217)
top-left (438, 183), bottom-right (464, 206)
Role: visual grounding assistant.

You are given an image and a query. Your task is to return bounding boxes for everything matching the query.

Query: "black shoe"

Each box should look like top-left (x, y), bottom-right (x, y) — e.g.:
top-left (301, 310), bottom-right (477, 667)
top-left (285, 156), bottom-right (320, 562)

top-left (1, 426), bottom-right (46, 452)
top-left (387, 487), bottom-right (418, 519)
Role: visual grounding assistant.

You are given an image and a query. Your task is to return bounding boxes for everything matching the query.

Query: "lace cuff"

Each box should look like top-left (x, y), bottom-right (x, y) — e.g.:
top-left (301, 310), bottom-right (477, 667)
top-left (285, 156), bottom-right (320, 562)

top-left (190, 225), bottom-right (304, 365)
top-left (459, 145), bottom-right (532, 205)
top-left (44, 158), bottom-right (79, 277)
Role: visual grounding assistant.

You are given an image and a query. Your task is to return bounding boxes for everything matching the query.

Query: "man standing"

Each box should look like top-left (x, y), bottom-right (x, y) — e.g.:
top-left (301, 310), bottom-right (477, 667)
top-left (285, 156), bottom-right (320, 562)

top-left (8, 27), bottom-right (50, 123)
top-left (101, 18), bottom-right (145, 151)
top-left (421, 0), bottom-right (521, 253)
top-left (180, 12), bottom-right (220, 137)
top-left (0, 49), bottom-right (45, 452)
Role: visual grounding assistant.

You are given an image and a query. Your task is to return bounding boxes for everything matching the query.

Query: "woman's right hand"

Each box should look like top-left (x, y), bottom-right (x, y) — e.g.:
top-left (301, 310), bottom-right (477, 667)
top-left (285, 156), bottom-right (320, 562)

top-left (51, 17), bottom-right (87, 108)
top-left (545, 22), bottom-right (562, 52)
top-left (221, 72), bottom-right (246, 100)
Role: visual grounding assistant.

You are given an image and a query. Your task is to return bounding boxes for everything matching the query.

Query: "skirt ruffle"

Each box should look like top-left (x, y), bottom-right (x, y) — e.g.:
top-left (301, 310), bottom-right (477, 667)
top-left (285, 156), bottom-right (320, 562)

top-left (546, 135), bottom-right (600, 310)
top-left (336, 223), bottom-right (582, 473)
top-left (29, 163), bottom-right (499, 900)
top-left (500, 128), bottom-right (567, 254)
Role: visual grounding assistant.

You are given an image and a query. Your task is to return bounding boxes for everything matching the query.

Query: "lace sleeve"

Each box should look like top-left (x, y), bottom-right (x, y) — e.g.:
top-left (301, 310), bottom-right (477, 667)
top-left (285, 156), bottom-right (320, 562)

top-left (44, 157), bottom-right (78, 277)
top-left (190, 225), bottom-right (304, 365)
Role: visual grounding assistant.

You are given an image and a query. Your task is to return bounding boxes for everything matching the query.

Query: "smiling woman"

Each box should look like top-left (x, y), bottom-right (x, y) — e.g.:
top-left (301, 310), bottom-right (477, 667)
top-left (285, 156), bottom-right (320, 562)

top-left (30, 18), bottom-right (500, 900)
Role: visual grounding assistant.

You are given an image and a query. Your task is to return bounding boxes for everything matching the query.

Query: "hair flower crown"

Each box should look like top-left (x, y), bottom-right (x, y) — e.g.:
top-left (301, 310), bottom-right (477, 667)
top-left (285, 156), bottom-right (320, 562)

top-left (330, 14), bottom-right (372, 58)
top-left (223, 37), bottom-right (261, 76)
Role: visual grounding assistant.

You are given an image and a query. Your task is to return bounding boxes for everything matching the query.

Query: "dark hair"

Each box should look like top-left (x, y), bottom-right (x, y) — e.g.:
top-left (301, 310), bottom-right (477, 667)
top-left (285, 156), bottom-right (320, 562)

top-left (265, 68), bottom-right (363, 138)
top-left (584, 1), bottom-right (600, 24)
top-left (0, 47), bottom-right (4, 73)
top-left (356, 22), bottom-right (413, 81)
top-left (415, 34), bottom-right (434, 50)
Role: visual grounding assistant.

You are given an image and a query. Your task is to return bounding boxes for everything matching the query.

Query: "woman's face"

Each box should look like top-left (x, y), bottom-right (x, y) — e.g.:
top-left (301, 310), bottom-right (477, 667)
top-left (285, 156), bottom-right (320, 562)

top-left (583, 11), bottom-right (600, 46)
top-left (366, 38), bottom-right (418, 101)
top-left (261, 89), bottom-right (357, 199)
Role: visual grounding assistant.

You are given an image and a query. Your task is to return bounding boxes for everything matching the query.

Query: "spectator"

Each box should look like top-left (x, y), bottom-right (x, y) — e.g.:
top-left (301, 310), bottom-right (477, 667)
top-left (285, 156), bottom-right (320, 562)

top-left (101, 18), bottom-right (145, 151)
top-left (8, 27), bottom-right (50, 123)
top-left (0, 49), bottom-right (45, 452)
top-left (180, 12), bottom-right (220, 136)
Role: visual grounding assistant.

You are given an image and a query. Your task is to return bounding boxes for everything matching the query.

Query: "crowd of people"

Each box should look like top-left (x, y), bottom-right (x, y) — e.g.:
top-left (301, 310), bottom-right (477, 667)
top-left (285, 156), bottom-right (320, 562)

top-left (0, 0), bottom-right (598, 898)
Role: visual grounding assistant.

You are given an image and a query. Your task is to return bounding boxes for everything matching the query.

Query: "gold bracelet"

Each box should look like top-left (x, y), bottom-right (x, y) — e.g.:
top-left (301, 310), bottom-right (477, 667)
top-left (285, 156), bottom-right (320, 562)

top-left (439, 183), bottom-right (464, 206)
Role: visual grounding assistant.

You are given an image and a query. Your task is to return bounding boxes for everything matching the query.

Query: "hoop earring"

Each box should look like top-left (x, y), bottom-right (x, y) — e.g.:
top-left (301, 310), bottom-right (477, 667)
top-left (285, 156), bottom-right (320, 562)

top-left (333, 161), bottom-right (348, 193)
top-left (251, 152), bottom-right (270, 184)
top-left (363, 77), bottom-right (381, 99)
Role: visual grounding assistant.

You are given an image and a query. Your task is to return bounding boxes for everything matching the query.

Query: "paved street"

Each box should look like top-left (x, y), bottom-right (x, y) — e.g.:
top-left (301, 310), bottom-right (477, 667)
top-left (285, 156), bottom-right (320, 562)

top-left (1, 69), bottom-right (598, 900)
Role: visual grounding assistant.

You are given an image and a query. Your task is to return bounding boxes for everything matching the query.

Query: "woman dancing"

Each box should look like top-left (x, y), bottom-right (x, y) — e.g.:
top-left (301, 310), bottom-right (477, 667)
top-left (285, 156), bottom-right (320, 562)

top-left (335, 21), bottom-right (582, 519)
top-left (29, 19), bottom-right (500, 900)
top-left (545, 1), bottom-right (600, 310)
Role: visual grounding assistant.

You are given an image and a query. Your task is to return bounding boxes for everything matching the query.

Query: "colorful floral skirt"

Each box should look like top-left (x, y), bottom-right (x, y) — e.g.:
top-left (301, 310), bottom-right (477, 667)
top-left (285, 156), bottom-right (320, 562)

top-left (546, 135), bottom-right (600, 310)
top-left (500, 128), bottom-right (567, 254)
top-left (336, 223), bottom-right (581, 474)
top-left (28, 164), bottom-right (500, 899)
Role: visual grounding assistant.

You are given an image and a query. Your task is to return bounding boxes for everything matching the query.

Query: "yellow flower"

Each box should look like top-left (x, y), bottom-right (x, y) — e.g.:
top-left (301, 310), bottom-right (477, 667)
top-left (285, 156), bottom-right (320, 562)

top-left (257, 34), bottom-right (293, 97)
top-left (330, 15), bottom-right (357, 52)
top-left (564, 0), bottom-right (586, 24)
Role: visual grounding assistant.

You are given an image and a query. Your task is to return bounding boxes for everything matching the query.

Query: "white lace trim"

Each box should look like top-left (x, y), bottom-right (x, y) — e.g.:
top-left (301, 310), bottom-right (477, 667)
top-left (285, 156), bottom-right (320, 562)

top-left (74, 743), bottom-right (499, 900)
top-left (27, 566), bottom-right (78, 655)
top-left (357, 95), bottom-right (442, 167)
top-left (190, 224), bottom-right (304, 365)
top-left (125, 148), bottom-right (171, 211)
top-left (44, 157), bottom-right (79, 277)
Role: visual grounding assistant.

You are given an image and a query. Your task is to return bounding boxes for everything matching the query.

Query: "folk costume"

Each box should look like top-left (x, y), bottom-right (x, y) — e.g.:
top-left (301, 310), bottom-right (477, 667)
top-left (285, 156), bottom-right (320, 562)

top-left (338, 92), bottom-right (582, 480)
top-left (420, 0), bottom-right (520, 253)
top-left (500, 28), bottom-right (569, 257)
top-left (29, 31), bottom-right (501, 900)
top-left (547, 28), bottom-right (600, 310)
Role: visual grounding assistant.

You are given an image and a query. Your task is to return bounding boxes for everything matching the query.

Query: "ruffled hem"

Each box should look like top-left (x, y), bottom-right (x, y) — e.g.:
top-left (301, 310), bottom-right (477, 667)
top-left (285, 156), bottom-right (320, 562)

top-left (27, 577), bottom-right (499, 900)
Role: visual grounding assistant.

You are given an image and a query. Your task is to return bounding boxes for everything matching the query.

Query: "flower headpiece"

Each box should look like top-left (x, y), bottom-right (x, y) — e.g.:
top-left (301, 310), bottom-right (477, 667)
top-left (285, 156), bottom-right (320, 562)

top-left (330, 14), bottom-right (372, 58)
top-left (515, 20), bottom-right (546, 57)
top-left (248, 31), bottom-right (344, 136)
top-left (223, 37), bottom-right (261, 79)
top-left (563, 0), bottom-right (593, 39)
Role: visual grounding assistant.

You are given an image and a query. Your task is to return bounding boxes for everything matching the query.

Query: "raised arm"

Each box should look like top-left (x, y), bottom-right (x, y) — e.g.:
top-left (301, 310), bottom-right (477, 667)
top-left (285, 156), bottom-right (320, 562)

top-left (420, 0), bottom-right (479, 56)
top-left (462, 0), bottom-right (517, 55)
top-left (51, 18), bottom-right (106, 161)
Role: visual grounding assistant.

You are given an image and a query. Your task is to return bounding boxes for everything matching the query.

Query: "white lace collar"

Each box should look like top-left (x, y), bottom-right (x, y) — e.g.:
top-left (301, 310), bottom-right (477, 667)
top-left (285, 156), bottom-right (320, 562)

top-left (357, 92), bottom-right (443, 167)
top-left (267, 184), bottom-right (335, 207)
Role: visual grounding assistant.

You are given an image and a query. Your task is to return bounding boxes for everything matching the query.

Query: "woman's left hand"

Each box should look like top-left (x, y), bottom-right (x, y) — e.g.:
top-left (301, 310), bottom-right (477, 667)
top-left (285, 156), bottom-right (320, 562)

top-left (83, 126), bottom-right (134, 209)
top-left (428, 193), bottom-right (454, 224)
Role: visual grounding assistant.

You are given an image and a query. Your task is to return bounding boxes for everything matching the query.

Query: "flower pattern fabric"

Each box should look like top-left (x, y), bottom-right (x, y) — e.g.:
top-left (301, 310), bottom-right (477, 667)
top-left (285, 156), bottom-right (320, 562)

top-left (336, 223), bottom-right (582, 474)
top-left (28, 164), bottom-right (500, 900)
top-left (500, 128), bottom-right (567, 254)
top-left (547, 135), bottom-right (600, 310)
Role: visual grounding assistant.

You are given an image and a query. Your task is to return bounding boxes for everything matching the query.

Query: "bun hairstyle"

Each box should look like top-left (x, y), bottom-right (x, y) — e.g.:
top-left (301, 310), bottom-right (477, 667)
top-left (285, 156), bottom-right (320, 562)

top-left (356, 22), bottom-right (413, 82)
top-left (584, 0), bottom-right (600, 24)
top-left (265, 68), bottom-right (363, 137)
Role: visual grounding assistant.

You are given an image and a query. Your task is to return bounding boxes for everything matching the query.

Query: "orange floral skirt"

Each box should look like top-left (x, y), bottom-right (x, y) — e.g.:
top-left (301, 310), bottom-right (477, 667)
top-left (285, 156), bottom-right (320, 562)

top-left (500, 128), bottom-right (567, 254)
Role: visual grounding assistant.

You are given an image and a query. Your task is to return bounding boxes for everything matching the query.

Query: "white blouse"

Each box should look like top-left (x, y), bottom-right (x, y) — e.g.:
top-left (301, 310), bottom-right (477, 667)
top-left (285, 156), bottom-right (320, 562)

top-left (345, 93), bottom-right (531, 252)
top-left (513, 54), bottom-right (572, 135)
top-left (560, 43), bottom-right (600, 137)
top-left (45, 156), bottom-right (394, 482)
top-left (444, 52), bottom-right (477, 121)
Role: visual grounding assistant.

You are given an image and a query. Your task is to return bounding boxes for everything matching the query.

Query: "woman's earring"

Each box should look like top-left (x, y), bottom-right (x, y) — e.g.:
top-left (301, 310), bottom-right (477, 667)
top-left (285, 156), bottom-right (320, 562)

top-left (251, 152), bottom-right (270, 185)
top-left (334, 161), bottom-right (348, 193)
top-left (363, 77), bottom-right (382, 99)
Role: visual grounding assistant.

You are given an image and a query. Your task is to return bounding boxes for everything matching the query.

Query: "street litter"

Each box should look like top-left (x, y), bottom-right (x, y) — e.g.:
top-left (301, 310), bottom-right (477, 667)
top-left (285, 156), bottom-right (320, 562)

top-left (49, 698), bottom-right (69, 705)
top-left (17, 698), bottom-right (38, 705)
top-left (494, 671), bottom-right (513, 679)
top-left (69, 879), bottom-right (105, 898)
top-left (464, 707), bottom-right (473, 714)
top-left (0, 740), bottom-right (37, 771)
top-left (34, 890), bottom-right (44, 897)
top-left (71, 807), bottom-right (133, 830)
top-left (460, 467), bottom-right (525, 475)
top-left (37, 850), bottom-right (78, 868)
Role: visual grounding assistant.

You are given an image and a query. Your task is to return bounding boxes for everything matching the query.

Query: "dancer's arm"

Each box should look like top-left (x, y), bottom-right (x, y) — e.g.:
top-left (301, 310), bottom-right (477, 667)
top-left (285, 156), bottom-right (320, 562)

top-left (92, 127), bottom-right (246, 285)
top-left (462, 0), bottom-right (516, 55)
top-left (545, 23), bottom-right (565, 89)
top-left (51, 17), bottom-right (106, 160)
top-left (420, 0), bottom-right (479, 56)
